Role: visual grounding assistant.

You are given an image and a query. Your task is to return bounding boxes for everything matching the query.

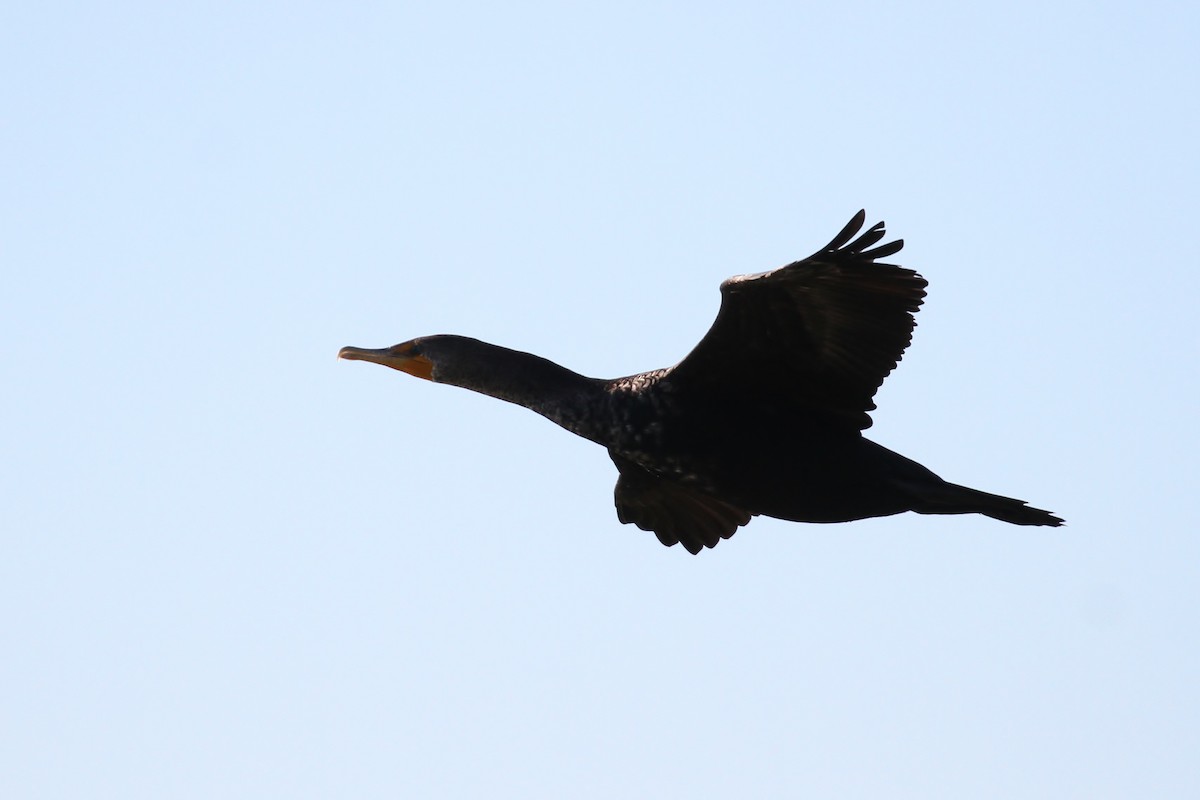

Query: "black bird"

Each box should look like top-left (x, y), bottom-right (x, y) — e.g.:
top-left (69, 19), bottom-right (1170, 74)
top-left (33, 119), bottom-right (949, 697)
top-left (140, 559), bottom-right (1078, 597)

top-left (340, 211), bottom-right (1062, 553)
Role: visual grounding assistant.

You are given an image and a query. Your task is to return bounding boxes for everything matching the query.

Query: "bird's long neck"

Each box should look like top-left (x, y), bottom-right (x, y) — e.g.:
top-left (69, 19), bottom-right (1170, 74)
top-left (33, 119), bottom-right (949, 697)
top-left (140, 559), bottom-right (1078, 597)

top-left (434, 339), bottom-right (612, 444)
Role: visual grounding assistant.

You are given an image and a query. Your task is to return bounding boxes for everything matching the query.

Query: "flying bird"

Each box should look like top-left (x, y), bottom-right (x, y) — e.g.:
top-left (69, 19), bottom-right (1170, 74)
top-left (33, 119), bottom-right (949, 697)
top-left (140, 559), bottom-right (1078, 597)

top-left (340, 211), bottom-right (1062, 553)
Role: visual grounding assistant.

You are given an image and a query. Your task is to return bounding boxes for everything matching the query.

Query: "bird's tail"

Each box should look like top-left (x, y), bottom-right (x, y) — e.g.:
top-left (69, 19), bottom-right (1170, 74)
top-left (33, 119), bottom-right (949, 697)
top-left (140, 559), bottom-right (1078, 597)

top-left (902, 480), bottom-right (1064, 527)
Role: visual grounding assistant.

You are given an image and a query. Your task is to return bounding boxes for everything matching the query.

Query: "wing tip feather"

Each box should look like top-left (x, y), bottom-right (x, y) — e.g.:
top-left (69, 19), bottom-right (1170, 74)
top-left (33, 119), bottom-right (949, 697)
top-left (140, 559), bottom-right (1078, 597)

top-left (812, 211), bottom-right (904, 264)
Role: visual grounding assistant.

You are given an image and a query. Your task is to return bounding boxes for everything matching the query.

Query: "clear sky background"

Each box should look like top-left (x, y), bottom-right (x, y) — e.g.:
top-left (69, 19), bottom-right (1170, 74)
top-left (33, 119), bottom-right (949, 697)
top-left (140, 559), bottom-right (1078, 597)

top-left (3, 2), bottom-right (1198, 797)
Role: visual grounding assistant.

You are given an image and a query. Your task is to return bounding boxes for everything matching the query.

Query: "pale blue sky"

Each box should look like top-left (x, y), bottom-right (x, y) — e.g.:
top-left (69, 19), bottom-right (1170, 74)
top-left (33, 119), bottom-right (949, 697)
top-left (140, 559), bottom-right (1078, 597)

top-left (3, 2), bottom-right (1198, 797)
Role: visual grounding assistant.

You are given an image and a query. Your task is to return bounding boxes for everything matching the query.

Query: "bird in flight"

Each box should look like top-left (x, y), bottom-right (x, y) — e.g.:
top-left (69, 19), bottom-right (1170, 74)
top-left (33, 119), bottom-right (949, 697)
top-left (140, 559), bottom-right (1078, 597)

top-left (340, 211), bottom-right (1062, 553)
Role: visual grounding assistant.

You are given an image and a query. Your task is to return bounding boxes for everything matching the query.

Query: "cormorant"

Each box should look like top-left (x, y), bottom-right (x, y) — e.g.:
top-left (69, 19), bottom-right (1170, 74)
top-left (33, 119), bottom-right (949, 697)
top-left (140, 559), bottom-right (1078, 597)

top-left (340, 211), bottom-right (1063, 553)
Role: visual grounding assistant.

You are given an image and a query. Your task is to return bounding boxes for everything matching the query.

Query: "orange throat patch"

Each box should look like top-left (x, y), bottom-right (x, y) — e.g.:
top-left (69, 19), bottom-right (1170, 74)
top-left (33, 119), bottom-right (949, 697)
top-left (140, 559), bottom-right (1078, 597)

top-left (397, 354), bottom-right (435, 381)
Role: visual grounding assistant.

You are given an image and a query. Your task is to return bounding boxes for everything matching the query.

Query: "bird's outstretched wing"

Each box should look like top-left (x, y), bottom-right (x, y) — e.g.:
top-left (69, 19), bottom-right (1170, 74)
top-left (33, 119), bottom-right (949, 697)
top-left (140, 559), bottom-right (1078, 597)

top-left (611, 453), bottom-right (752, 554)
top-left (666, 211), bottom-right (928, 430)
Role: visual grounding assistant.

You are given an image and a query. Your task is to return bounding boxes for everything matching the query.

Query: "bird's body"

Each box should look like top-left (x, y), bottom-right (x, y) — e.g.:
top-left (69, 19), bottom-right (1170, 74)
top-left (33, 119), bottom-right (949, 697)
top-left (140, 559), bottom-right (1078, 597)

top-left (340, 212), bottom-right (1062, 553)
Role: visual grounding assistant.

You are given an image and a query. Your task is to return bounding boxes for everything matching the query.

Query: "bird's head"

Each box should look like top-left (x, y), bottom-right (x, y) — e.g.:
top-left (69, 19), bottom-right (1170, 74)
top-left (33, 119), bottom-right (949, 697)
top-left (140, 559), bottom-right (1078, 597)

top-left (338, 338), bottom-right (437, 381)
top-left (339, 334), bottom-right (585, 409)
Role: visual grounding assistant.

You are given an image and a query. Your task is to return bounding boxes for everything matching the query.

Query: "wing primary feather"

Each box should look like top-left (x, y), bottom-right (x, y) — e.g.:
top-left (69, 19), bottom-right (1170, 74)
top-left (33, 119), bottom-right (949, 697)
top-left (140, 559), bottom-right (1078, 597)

top-left (860, 239), bottom-right (905, 260)
top-left (820, 209), bottom-right (867, 252)
top-left (846, 222), bottom-right (887, 253)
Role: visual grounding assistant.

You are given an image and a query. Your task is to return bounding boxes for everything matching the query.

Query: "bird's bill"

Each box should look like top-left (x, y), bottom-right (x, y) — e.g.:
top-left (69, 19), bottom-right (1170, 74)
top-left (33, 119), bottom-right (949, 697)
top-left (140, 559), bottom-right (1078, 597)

top-left (337, 344), bottom-right (434, 380)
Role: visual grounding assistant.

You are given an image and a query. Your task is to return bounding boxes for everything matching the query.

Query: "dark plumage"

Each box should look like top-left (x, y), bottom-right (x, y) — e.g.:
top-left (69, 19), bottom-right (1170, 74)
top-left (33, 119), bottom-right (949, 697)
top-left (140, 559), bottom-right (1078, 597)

top-left (340, 211), bottom-right (1063, 553)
